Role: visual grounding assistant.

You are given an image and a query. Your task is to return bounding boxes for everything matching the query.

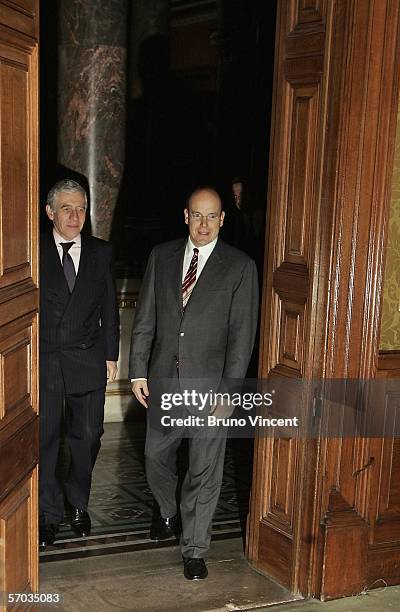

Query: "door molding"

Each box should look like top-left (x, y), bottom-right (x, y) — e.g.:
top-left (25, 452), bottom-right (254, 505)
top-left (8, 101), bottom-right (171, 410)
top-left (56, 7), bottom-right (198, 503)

top-left (247, 0), bottom-right (400, 600)
top-left (0, 0), bottom-right (39, 601)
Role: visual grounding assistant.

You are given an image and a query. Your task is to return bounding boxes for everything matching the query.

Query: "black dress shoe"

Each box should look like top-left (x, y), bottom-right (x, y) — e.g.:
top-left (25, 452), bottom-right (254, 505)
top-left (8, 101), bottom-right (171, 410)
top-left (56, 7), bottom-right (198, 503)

top-left (39, 523), bottom-right (58, 548)
top-left (70, 507), bottom-right (91, 537)
top-left (183, 558), bottom-right (208, 580)
top-left (150, 513), bottom-right (180, 541)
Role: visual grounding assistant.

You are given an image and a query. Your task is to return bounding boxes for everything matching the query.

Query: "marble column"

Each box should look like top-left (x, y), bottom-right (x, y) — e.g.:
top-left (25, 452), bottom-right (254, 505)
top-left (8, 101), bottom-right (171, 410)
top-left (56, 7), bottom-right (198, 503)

top-left (58, 0), bottom-right (127, 240)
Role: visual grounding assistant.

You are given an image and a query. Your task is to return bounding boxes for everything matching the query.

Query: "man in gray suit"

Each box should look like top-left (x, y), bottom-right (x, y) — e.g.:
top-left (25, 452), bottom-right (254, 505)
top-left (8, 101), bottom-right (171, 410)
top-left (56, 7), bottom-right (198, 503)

top-left (129, 187), bottom-right (258, 580)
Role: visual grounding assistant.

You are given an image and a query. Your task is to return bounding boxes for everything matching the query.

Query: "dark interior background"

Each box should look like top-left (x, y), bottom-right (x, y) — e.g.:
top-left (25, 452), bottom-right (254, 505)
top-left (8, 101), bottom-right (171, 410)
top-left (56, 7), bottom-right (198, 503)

top-left (40, 0), bottom-right (277, 276)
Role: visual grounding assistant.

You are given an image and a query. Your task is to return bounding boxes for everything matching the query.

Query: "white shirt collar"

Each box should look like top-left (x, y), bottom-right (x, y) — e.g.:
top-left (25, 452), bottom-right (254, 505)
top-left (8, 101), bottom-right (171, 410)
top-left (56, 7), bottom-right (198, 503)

top-left (53, 228), bottom-right (81, 246)
top-left (186, 236), bottom-right (218, 258)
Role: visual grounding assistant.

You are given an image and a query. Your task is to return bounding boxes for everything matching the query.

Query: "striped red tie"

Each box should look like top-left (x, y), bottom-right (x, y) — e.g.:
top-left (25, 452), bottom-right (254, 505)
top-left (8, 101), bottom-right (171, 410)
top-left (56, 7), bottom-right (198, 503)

top-left (182, 247), bottom-right (199, 309)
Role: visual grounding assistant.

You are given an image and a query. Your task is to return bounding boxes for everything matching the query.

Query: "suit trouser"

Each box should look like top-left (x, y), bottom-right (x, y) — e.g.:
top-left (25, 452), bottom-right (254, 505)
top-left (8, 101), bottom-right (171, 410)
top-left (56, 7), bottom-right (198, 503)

top-left (39, 388), bottom-right (105, 525)
top-left (145, 415), bottom-right (227, 559)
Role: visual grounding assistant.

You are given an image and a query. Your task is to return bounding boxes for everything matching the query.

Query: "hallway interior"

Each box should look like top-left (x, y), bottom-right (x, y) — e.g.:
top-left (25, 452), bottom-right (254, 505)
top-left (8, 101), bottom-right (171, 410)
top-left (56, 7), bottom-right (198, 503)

top-left (40, 422), bottom-right (252, 562)
top-left (40, 536), bottom-right (399, 611)
top-left (39, 422), bottom-right (400, 610)
top-left (39, 421), bottom-right (298, 609)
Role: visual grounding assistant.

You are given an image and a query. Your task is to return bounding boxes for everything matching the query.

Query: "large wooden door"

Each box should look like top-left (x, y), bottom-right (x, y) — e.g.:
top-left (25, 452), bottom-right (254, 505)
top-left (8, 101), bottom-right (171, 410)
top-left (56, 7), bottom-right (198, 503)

top-left (247, 0), bottom-right (400, 600)
top-left (0, 0), bottom-right (39, 603)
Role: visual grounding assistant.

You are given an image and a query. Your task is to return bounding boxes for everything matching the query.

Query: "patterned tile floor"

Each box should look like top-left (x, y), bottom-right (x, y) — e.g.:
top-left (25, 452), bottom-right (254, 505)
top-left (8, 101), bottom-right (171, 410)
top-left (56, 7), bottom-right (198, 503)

top-left (41, 422), bottom-right (254, 560)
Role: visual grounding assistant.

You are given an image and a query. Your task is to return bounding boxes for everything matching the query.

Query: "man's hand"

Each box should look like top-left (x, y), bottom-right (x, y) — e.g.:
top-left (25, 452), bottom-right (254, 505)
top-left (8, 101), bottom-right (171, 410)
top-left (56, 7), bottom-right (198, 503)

top-left (106, 360), bottom-right (118, 383)
top-left (131, 379), bottom-right (149, 408)
top-left (209, 400), bottom-right (235, 419)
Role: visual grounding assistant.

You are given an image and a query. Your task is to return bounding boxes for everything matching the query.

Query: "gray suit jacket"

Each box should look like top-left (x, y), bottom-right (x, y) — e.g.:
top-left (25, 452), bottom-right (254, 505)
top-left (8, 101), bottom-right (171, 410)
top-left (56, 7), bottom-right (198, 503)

top-left (129, 238), bottom-right (258, 404)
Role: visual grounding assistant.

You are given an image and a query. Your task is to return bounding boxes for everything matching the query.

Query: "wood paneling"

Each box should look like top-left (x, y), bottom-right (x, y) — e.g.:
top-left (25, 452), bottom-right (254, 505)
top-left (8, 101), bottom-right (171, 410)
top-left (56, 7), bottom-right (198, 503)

top-left (284, 83), bottom-right (319, 264)
top-left (248, 0), bottom-right (400, 600)
top-left (0, 39), bottom-right (36, 289)
top-left (291, 1), bottom-right (324, 30)
top-left (0, 472), bottom-right (38, 596)
top-left (0, 315), bottom-right (36, 422)
top-left (0, 62), bottom-right (29, 274)
top-left (0, 0), bottom-right (39, 604)
top-left (279, 303), bottom-right (303, 370)
top-left (0, 414), bottom-right (37, 500)
top-left (0, 1), bottom-right (37, 39)
top-left (270, 438), bottom-right (297, 526)
top-left (248, 0), bottom-right (329, 594)
top-left (362, 353), bottom-right (400, 583)
top-left (259, 522), bottom-right (293, 588)
top-left (321, 489), bottom-right (368, 599)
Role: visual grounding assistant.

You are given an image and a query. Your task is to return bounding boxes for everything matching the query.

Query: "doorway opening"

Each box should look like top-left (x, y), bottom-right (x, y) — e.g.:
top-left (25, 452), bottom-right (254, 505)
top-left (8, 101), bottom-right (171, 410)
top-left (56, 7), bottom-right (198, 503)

top-left (39, 0), bottom-right (277, 562)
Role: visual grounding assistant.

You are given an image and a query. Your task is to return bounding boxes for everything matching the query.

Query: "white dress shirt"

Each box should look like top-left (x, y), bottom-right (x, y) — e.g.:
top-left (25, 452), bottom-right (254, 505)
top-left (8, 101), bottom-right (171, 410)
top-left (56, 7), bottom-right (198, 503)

top-left (53, 228), bottom-right (81, 273)
top-left (182, 237), bottom-right (217, 282)
top-left (132, 237), bottom-right (218, 383)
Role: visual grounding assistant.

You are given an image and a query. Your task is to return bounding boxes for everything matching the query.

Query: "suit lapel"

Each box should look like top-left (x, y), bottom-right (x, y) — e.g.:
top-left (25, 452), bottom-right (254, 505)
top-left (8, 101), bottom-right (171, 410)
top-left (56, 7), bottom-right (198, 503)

top-left (183, 239), bottom-right (226, 314)
top-left (42, 231), bottom-right (71, 298)
top-left (72, 234), bottom-right (93, 295)
top-left (62, 234), bottom-right (96, 316)
top-left (170, 240), bottom-right (186, 315)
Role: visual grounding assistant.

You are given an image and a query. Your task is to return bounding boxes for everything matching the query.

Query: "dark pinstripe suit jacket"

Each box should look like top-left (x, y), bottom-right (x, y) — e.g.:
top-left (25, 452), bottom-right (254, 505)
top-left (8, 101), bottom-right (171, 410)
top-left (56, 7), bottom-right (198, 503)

top-left (129, 237), bottom-right (258, 409)
top-left (40, 231), bottom-right (119, 394)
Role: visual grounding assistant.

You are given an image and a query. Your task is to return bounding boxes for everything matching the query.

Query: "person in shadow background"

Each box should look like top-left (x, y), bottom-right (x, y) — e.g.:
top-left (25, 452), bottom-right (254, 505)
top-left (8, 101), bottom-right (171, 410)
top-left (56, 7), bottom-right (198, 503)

top-left (39, 179), bottom-right (119, 549)
top-left (223, 177), bottom-right (265, 267)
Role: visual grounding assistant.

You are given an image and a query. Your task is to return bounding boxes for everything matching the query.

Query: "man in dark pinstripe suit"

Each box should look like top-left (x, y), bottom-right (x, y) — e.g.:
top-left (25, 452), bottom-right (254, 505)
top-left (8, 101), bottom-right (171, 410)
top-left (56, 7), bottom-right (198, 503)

top-left (130, 187), bottom-right (258, 579)
top-left (39, 179), bottom-right (119, 548)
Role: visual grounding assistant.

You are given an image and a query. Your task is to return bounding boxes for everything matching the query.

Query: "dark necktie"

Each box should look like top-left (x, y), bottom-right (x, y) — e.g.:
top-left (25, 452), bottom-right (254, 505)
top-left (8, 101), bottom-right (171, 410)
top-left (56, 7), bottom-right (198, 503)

top-left (182, 247), bottom-right (199, 309)
top-left (61, 242), bottom-right (76, 293)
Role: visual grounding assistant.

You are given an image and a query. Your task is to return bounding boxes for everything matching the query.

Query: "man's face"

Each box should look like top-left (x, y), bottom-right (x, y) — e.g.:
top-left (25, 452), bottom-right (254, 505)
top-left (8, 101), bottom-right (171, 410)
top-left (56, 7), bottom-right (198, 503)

top-left (232, 182), bottom-right (242, 209)
top-left (46, 191), bottom-right (87, 240)
top-left (184, 190), bottom-right (225, 247)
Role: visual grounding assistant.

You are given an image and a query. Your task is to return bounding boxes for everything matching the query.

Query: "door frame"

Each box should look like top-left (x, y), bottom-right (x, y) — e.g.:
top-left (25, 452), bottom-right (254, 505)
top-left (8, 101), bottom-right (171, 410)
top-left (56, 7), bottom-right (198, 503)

top-left (247, 0), bottom-right (400, 599)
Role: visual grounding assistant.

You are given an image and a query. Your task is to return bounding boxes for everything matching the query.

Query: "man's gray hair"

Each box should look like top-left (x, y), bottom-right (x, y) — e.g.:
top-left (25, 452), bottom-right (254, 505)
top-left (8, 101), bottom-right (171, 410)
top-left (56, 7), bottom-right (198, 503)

top-left (47, 179), bottom-right (87, 210)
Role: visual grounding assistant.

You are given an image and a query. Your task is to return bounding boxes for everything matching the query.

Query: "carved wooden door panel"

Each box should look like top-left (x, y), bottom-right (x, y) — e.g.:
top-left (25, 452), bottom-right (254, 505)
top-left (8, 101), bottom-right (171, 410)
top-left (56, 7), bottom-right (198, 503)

top-left (0, 0), bottom-right (39, 603)
top-left (247, 0), bottom-right (400, 600)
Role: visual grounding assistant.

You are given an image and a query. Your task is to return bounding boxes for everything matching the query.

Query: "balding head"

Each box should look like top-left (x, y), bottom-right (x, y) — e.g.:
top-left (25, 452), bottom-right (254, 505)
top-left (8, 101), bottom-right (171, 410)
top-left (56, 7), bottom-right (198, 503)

top-left (187, 187), bottom-right (221, 210)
